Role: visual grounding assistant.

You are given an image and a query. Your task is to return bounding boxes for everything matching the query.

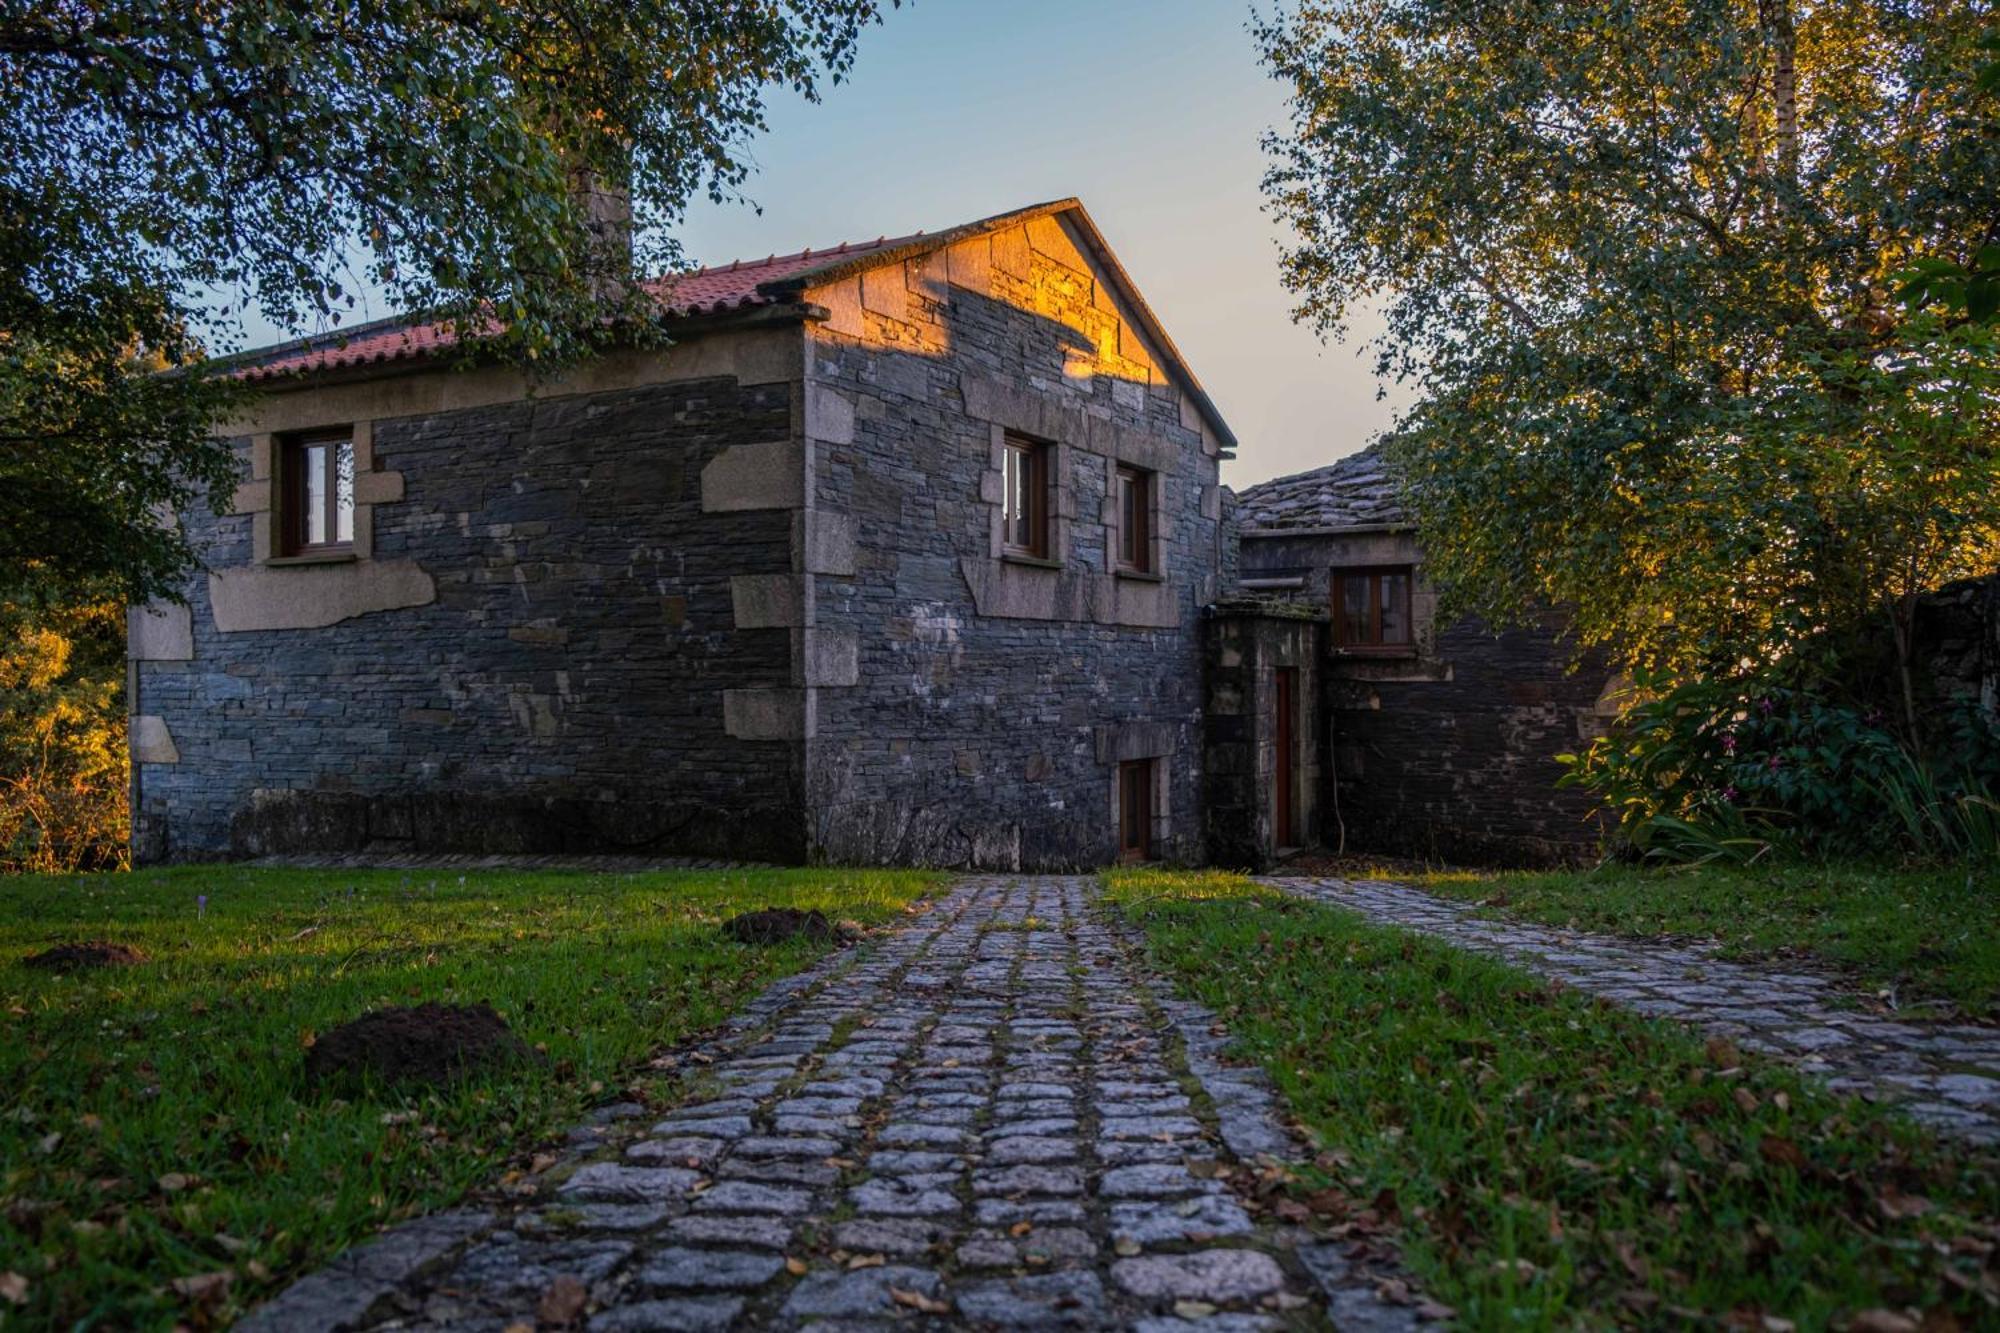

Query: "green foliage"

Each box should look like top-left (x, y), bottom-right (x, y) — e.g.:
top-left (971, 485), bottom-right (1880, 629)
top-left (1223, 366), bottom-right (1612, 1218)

top-left (0, 863), bottom-right (938, 1327)
top-left (1561, 672), bottom-right (2000, 863)
top-left (1258, 1), bottom-right (2000, 676)
top-left (1108, 873), bottom-right (2000, 1329)
top-left (0, 599), bottom-right (127, 872)
top-left (1, 0), bottom-right (895, 606)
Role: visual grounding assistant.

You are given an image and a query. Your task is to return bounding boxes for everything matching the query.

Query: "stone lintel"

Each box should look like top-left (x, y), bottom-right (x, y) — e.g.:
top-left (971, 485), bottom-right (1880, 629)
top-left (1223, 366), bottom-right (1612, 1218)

top-left (1095, 721), bottom-right (1180, 765)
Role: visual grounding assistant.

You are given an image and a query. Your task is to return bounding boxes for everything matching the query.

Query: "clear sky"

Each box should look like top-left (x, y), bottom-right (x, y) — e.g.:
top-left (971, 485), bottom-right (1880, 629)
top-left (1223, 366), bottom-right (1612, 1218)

top-left (674, 0), bottom-right (1403, 488)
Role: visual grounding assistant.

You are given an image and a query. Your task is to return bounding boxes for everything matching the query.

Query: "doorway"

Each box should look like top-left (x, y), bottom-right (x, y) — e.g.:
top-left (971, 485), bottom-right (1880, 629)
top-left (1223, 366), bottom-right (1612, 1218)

top-left (1274, 667), bottom-right (1297, 850)
top-left (1118, 759), bottom-right (1154, 862)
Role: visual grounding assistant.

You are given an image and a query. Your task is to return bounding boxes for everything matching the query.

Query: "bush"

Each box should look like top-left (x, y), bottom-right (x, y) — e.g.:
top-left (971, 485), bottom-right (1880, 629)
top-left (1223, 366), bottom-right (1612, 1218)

top-left (0, 600), bottom-right (128, 872)
top-left (1561, 673), bottom-right (2000, 864)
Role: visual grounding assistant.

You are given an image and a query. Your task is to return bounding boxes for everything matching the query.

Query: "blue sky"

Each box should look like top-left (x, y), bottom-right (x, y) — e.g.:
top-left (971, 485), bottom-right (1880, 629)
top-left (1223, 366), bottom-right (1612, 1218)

top-left (250, 0), bottom-right (1405, 487)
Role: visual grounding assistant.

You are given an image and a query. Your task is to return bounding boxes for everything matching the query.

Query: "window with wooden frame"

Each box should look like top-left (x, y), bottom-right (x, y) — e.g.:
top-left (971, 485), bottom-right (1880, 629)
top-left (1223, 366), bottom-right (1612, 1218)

top-left (279, 429), bottom-right (357, 555)
top-left (1002, 433), bottom-right (1051, 559)
top-left (1333, 567), bottom-right (1414, 650)
top-left (1114, 464), bottom-right (1154, 574)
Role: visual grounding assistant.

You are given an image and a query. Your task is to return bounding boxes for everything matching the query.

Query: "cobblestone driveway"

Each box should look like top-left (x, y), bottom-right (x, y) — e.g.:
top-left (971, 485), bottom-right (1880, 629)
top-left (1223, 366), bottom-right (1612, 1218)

top-left (1269, 876), bottom-right (2000, 1146)
top-left (242, 876), bottom-right (1422, 1331)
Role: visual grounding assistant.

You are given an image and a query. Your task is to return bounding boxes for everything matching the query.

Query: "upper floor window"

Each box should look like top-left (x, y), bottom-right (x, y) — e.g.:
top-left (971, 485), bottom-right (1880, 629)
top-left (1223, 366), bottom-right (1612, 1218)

top-left (280, 429), bottom-right (355, 554)
top-left (1334, 566), bottom-right (1413, 650)
top-left (1115, 464), bottom-right (1154, 574)
top-left (1003, 433), bottom-right (1051, 559)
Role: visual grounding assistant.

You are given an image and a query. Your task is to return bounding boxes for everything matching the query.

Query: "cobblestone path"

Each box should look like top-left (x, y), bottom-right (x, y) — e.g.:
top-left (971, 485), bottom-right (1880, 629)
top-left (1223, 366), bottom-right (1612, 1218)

top-left (1270, 876), bottom-right (2000, 1147)
top-left (243, 876), bottom-right (1424, 1332)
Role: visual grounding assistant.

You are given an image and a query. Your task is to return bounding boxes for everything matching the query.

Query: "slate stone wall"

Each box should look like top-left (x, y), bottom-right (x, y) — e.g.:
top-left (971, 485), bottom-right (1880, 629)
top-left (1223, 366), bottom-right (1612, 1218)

top-left (1240, 530), bottom-right (1612, 867)
top-left (1913, 574), bottom-right (2000, 723)
top-left (798, 218), bottom-right (1229, 870)
top-left (134, 373), bottom-right (806, 862)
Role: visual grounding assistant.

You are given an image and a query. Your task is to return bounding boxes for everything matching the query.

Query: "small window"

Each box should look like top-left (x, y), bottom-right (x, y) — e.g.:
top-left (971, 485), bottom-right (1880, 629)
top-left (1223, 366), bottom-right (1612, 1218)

top-left (280, 429), bottom-right (356, 554)
top-left (1115, 465), bottom-right (1154, 574)
top-left (1118, 759), bottom-right (1155, 862)
top-left (1334, 567), bottom-right (1413, 649)
top-left (1003, 434), bottom-right (1051, 559)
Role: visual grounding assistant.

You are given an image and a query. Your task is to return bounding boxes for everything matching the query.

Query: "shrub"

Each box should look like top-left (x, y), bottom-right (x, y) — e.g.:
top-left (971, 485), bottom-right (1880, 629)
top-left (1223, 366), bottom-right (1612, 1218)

top-left (1562, 672), bottom-right (2000, 864)
top-left (0, 600), bottom-right (128, 872)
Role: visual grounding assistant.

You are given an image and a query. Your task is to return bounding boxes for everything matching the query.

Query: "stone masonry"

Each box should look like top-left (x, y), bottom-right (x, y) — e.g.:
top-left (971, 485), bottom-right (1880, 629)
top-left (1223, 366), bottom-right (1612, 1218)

top-left (801, 211), bottom-right (1229, 870)
top-left (134, 359), bottom-right (807, 863)
top-left (134, 200), bottom-right (1236, 871)
top-left (237, 877), bottom-right (1430, 1331)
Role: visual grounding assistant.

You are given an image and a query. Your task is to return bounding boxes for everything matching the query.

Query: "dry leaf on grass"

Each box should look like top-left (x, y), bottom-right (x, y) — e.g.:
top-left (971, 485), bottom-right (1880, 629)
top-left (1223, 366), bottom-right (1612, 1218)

top-left (0, 1273), bottom-right (27, 1306)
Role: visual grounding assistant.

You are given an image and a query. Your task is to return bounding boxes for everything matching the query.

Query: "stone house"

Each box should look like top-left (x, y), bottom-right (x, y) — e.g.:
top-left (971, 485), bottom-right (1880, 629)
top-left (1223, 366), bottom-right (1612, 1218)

top-left (128, 196), bottom-right (1635, 871)
top-left (1220, 448), bottom-right (1620, 867)
top-left (129, 199), bottom-right (1236, 870)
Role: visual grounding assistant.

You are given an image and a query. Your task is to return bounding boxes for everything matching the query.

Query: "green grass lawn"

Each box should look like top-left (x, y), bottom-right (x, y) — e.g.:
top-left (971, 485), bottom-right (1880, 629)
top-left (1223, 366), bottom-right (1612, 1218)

top-left (0, 863), bottom-right (937, 1330)
top-left (1373, 861), bottom-right (2000, 1018)
top-left (1107, 869), bottom-right (2000, 1331)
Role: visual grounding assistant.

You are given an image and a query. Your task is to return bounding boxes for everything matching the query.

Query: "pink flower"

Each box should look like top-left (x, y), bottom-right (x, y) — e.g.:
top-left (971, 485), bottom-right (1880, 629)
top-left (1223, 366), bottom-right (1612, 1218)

top-left (1722, 785), bottom-right (1739, 803)
top-left (1720, 732), bottom-right (1738, 754)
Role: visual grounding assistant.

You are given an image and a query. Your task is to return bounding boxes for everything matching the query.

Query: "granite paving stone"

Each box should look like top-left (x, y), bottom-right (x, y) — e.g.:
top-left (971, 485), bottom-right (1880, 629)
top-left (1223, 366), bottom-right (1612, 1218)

top-left (1269, 875), bottom-right (2000, 1145)
top-left (236, 876), bottom-right (1435, 1330)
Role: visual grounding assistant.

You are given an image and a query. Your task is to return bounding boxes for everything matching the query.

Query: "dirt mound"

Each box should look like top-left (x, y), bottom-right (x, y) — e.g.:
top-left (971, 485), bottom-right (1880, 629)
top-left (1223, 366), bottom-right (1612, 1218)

top-left (22, 940), bottom-right (148, 972)
top-left (304, 1002), bottom-right (536, 1089)
top-left (719, 908), bottom-right (841, 945)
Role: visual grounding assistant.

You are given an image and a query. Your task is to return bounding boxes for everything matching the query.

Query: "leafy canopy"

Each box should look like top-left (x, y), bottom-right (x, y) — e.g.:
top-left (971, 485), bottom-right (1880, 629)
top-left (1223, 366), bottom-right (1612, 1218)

top-left (1, 0), bottom-right (893, 606)
top-left (1259, 0), bottom-right (2000, 674)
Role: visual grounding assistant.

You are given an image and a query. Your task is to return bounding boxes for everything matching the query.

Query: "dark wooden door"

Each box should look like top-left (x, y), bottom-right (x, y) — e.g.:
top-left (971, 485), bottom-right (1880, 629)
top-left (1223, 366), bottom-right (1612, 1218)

top-left (1118, 760), bottom-right (1153, 862)
top-left (1274, 668), bottom-right (1296, 849)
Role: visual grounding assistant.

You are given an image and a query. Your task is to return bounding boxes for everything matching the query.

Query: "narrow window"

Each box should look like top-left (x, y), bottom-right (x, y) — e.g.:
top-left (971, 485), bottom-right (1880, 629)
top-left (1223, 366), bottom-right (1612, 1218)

top-left (1332, 567), bottom-right (1414, 649)
top-left (280, 429), bottom-right (356, 554)
top-left (1118, 759), bottom-right (1155, 862)
top-left (1115, 465), bottom-right (1154, 574)
top-left (1002, 434), bottom-right (1051, 559)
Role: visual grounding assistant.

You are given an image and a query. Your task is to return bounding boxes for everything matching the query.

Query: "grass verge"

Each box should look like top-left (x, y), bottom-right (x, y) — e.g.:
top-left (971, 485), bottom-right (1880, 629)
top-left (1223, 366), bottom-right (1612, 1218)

top-left (0, 863), bottom-right (937, 1329)
top-left (1380, 861), bottom-right (2000, 1018)
top-left (1106, 868), bottom-right (2000, 1330)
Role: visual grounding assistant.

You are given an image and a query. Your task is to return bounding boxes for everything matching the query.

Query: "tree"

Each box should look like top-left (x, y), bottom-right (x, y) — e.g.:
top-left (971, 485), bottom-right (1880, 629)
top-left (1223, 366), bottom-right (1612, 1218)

top-left (0, 0), bottom-right (894, 608)
top-left (0, 598), bottom-right (126, 872)
top-left (1257, 0), bottom-right (2000, 727)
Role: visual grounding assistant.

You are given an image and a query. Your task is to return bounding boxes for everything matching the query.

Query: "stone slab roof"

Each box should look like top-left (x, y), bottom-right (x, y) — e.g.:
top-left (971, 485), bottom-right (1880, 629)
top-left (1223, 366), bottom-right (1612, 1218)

top-left (1234, 446), bottom-right (1407, 532)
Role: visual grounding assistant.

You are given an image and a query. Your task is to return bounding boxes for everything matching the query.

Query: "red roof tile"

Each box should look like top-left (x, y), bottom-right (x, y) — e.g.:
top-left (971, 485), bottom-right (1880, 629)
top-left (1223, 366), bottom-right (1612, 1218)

top-left (230, 234), bottom-right (916, 383)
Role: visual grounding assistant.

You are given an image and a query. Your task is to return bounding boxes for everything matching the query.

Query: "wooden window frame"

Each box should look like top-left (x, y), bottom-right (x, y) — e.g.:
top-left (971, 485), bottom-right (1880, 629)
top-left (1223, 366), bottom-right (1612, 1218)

top-left (1332, 566), bottom-right (1415, 653)
top-left (1002, 433), bottom-right (1052, 560)
top-left (278, 428), bottom-right (357, 556)
top-left (1114, 464), bottom-right (1155, 575)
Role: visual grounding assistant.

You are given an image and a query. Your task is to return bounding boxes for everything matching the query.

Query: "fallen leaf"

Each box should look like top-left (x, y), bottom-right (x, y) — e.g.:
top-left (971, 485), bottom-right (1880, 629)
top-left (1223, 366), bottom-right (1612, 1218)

top-left (1417, 1299), bottom-right (1457, 1320)
top-left (170, 1270), bottom-right (232, 1300)
top-left (1113, 1238), bottom-right (1141, 1257)
top-left (1173, 1300), bottom-right (1218, 1318)
top-left (1008, 1220), bottom-right (1033, 1237)
top-left (157, 1173), bottom-right (192, 1193)
top-left (1758, 1135), bottom-right (1807, 1170)
top-left (889, 1286), bottom-right (950, 1314)
top-left (784, 1257), bottom-right (809, 1276)
top-left (846, 1253), bottom-right (885, 1270)
top-left (1848, 1311), bottom-right (1919, 1333)
top-left (1705, 1036), bottom-right (1741, 1068)
top-left (1877, 1187), bottom-right (1933, 1221)
top-left (0, 1273), bottom-right (26, 1306)
top-left (535, 1275), bottom-right (587, 1326)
